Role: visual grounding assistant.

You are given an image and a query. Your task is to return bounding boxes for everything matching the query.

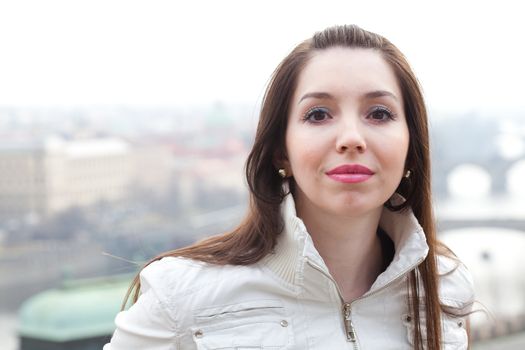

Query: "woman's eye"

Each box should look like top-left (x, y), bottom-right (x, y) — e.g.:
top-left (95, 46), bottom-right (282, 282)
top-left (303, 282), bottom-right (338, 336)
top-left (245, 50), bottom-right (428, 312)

top-left (303, 107), bottom-right (331, 123)
top-left (368, 107), bottom-right (395, 122)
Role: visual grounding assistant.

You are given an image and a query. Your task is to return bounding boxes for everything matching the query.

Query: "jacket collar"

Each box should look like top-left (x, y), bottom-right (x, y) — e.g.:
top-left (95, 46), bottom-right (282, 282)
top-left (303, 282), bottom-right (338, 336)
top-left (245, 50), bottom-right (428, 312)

top-left (263, 192), bottom-right (429, 294)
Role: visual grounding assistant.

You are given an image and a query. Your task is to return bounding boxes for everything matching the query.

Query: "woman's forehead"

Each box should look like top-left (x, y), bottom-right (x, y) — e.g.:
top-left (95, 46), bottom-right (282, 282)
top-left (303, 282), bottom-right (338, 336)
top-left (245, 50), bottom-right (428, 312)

top-left (292, 47), bottom-right (403, 104)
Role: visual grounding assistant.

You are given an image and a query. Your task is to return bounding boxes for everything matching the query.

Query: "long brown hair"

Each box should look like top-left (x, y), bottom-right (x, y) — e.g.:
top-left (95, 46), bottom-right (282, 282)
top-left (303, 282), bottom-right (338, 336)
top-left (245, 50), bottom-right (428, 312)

top-left (126, 25), bottom-right (446, 349)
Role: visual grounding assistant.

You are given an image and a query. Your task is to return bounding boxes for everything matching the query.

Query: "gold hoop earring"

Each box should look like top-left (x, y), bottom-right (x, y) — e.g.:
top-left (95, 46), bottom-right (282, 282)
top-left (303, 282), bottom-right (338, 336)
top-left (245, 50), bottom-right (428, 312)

top-left (278, 168), bottom-right (287, 178)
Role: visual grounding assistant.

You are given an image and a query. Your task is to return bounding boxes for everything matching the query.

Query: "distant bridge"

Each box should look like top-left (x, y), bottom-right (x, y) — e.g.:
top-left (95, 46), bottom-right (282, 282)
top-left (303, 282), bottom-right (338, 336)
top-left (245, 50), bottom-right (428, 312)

top-left (434, 157), bottom-right (525, 198)
top-left (435, 196), bottom-right (525, 233)
top-left (437, 218), bottom-right (525, 233)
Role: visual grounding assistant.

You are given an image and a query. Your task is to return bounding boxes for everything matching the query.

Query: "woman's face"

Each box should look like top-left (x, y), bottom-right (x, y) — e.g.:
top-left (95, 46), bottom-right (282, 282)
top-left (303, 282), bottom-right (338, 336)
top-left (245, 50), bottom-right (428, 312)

top-left (284, 47), bottom-right (409, 219)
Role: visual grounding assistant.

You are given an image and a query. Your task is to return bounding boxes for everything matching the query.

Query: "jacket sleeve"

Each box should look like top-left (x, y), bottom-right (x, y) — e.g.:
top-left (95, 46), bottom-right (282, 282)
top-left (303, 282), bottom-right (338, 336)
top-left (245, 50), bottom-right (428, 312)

top-left (438, 255), bottom-right (476, 311)
top-left (104, 262), bottom-right (179, 350)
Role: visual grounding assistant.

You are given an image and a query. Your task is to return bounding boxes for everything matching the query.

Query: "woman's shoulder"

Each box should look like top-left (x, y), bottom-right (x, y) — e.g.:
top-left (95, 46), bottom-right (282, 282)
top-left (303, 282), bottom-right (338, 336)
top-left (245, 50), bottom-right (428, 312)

top-left (138, 256), bottom-right (274, 305)
top-left (139, 256), bottom-right (228, 297)
top-left (141, 256), bottom-right (212, 280)
top-left (436, 254), bottom-right (475, 310)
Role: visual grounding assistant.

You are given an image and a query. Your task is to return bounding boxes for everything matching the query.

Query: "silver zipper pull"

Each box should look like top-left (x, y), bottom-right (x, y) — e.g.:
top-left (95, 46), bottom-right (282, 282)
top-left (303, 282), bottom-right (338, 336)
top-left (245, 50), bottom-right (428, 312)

top-left (343, 303), bottom-right (357, 342)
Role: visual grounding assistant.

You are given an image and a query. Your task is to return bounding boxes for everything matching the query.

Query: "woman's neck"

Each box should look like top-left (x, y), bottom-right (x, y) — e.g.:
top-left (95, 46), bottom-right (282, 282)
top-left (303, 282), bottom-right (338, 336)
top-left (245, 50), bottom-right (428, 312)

top-left (296, 199), bottom-right (385, 302)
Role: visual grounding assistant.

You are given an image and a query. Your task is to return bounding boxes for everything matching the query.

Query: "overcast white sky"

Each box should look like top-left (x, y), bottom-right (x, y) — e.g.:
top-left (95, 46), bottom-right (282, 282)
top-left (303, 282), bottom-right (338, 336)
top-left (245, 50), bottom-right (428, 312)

top-left (0, 0), bottom-right (524, 114)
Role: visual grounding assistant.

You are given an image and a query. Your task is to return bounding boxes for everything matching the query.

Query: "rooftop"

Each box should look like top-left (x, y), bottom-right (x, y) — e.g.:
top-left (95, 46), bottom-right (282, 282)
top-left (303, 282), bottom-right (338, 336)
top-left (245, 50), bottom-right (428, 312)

top-left (18, 274), bottom-right (132, 342)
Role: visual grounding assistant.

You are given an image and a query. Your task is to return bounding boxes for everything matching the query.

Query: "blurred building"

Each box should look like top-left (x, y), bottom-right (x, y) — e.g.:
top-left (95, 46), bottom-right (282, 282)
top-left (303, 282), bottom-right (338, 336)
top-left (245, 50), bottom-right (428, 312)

top-left (129, 138), bottom-right (178, 197)
top-left (0, 136), bottom-right (133, 220)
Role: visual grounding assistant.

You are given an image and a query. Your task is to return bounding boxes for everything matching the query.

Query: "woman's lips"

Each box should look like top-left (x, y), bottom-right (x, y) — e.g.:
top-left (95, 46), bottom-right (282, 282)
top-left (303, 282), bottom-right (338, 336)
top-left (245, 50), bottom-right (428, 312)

top-left (325, 164), bottom-right (374, 183)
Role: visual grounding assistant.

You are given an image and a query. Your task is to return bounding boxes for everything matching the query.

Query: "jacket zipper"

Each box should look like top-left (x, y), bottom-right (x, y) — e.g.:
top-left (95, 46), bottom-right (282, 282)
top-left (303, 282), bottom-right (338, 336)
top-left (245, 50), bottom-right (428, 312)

top-left (306, 256), bottom-right (425, 348)
top-left (343, 302), bottom-right (357, 343)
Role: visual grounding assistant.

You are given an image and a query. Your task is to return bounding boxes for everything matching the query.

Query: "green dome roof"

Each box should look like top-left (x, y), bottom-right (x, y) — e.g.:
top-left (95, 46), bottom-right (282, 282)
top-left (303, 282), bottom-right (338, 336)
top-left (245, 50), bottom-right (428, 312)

top-left (18, 275), bottom-right (132, 342)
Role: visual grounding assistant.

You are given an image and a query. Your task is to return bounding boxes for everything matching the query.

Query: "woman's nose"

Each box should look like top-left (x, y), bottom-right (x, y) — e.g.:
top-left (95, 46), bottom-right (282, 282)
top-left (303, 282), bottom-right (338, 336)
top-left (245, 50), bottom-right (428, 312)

top-left (335, 118), bottom-right (367, 154)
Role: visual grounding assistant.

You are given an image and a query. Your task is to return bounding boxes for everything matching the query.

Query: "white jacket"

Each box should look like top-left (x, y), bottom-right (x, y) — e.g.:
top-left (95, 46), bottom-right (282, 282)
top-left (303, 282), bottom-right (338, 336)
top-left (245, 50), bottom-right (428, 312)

top-left (105, 194), bottom-right (474, 349)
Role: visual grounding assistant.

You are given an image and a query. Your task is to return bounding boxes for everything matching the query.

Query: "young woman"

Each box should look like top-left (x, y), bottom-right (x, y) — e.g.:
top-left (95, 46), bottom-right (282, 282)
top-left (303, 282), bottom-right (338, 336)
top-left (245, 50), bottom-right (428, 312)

top-left (104, 25), bottom-right (474, 350)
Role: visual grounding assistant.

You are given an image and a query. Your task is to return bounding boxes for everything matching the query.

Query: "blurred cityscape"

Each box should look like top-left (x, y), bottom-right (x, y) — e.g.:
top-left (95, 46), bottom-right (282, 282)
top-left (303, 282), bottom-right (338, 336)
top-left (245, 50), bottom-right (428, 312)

top-left (0, 105), bottom-right (524, 349)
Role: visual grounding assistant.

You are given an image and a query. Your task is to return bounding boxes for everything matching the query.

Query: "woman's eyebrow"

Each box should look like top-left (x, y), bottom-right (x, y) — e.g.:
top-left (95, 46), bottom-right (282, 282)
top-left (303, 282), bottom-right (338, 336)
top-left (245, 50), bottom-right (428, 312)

top-left (298, 90), bottom-right (398, 104)
top-left (298, 92), bottom-right (334, 104)
top-left (363, 90), bottom-right (398, 101)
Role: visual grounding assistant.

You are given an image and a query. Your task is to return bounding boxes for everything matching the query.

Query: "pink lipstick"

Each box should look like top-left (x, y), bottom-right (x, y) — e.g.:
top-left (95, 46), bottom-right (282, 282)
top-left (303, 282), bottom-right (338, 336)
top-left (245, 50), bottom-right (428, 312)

top-left (326, 164), bottom-right (374, 183)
